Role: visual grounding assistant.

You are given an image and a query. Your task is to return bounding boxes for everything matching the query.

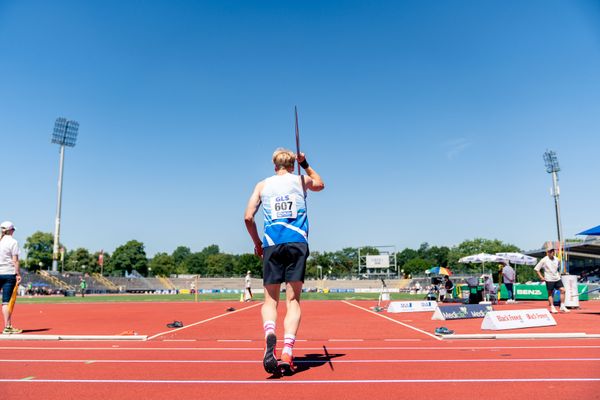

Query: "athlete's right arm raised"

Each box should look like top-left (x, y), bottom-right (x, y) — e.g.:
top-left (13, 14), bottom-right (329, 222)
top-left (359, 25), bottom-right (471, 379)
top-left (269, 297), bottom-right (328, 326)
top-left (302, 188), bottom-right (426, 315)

top-left (297, 153), bottom-right (324, 192)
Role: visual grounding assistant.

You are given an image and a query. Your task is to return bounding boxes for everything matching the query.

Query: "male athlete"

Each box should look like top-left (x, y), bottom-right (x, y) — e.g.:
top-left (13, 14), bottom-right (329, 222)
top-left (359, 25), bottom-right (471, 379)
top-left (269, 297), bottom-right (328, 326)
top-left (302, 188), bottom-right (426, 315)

top-left (244, 148), bottom-right (324, 373)
top-left (534, 244), bottom-right (569, 313)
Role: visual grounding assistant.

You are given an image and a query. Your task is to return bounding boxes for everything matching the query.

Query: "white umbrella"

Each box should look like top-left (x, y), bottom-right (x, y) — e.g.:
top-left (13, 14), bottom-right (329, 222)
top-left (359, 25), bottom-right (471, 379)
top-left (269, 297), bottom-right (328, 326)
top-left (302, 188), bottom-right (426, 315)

top-left (495, 252), bottom-right (537, 266)
top-left (458, 253), bottom-right (508, 302)
top-left (458, 253), bottom-right (508, 264)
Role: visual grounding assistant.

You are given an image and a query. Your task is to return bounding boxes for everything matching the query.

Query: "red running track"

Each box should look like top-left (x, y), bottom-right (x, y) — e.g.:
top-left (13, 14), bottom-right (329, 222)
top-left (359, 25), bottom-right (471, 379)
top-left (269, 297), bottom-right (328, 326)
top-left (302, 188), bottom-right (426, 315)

top-left (0, 300), bottom-right (599, 399)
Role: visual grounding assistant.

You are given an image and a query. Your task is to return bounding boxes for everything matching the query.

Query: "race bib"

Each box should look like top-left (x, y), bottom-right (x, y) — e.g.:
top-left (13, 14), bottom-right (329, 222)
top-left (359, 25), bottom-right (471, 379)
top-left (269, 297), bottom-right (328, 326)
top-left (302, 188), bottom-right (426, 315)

top-left (269, 194), bottom-right (297, 220)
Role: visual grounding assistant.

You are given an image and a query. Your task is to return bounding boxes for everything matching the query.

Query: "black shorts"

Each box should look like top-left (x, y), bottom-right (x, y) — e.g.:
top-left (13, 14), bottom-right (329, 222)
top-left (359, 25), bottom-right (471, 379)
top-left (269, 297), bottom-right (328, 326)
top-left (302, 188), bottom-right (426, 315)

top-left (262, 243), bottom-right (309, 285)
top-left (545, 279), bottom-right (564, 294)
top-left (0, 275), bottom-right (17, 304)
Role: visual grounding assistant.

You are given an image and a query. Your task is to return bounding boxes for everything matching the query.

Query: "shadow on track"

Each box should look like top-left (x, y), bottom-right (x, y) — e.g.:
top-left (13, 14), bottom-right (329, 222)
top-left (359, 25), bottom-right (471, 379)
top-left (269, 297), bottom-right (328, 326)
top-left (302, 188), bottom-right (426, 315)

top-left (268, 346), bottom-right (345, 379)
top-left (21, 328), bottom-right (51, 333)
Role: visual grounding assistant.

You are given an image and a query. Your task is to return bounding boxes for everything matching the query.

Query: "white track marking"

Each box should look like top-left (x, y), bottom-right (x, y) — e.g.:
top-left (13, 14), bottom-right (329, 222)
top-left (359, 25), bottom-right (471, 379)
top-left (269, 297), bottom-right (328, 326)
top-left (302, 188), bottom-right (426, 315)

top-left (1, 357), bottom-right (599, 364)
top-left (147, 302), bottom-right (262, 340)
top-left (342, 300), bottom-right (442, 341)
top-left (2, 345), bottom-right (600, 351)
top-left (0, 378), bottom-right (598, 384)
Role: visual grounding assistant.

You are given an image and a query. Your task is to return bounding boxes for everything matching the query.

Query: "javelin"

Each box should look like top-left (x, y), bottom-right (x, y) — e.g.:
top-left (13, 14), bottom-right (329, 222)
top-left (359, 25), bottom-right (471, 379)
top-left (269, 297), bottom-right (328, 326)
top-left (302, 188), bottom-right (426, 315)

top-left (8, 283), bottom-right (18, 314)
top-left (571, 287), bottom-right (600, 298)
top-left (294, 106), bottom-right (306, 195)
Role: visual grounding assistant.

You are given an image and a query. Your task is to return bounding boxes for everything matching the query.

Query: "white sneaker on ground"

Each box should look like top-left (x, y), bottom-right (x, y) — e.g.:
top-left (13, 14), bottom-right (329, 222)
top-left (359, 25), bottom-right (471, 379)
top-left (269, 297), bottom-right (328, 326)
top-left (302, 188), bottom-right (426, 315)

top-left (560, 305), bottom-right (570, 313)
top-left (550, 306), bottom-right (558, 314)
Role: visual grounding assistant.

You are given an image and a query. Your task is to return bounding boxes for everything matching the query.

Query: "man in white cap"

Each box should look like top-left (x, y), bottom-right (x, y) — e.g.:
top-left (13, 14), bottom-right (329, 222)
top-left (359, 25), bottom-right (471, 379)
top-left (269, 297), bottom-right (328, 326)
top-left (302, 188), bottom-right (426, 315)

top-left (534, 244), bottom-right (569, 313)
top-left (0, 221), bottom-right (22, 334)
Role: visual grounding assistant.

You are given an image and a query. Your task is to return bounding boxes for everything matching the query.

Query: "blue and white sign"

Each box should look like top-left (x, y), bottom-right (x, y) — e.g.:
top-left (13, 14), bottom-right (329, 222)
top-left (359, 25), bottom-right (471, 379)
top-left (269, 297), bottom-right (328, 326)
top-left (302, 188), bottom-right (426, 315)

top-left (432, 304), bottom-right (493, 320)
top-left (387, 301), bottom-right (438, 313)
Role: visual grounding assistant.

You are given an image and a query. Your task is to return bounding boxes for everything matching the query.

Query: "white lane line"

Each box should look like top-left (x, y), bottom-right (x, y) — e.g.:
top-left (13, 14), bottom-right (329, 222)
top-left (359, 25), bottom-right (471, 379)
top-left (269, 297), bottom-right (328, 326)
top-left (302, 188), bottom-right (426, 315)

top-left (1, 378), bottom-right (598, 384)
top-left (342, 300), bottom-right (442, 341)
top-left (147, 302), bottom-right (262, 340)
top-left (1, 357), bottom-right (599, 364)
top-left (2, 345), bottom-right (600, 351)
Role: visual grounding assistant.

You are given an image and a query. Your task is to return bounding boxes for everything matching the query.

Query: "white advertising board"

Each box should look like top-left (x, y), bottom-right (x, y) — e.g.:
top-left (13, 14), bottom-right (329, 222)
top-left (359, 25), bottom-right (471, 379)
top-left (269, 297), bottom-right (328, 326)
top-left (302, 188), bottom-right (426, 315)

top-left (562, 275), bottom-right (579, 308)
top-left (481, 308), bottom-right (556, 330)
top-left (366, 255), bottom-right (390, 269)
top-left (387, 301), bottom-right (437, 313)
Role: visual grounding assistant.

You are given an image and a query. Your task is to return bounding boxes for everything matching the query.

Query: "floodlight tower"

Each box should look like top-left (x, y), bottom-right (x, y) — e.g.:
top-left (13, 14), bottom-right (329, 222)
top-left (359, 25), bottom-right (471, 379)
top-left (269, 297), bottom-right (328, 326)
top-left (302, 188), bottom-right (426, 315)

top-left (51, 117), bottom-right (79, 273)
top-left (543, 150), bottom-right (563, 248)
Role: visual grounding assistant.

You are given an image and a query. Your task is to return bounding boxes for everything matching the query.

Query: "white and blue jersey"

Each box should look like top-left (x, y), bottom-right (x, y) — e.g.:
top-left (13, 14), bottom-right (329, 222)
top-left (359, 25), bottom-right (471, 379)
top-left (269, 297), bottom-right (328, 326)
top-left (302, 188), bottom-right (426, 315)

top-left (261, 173), bottom-right (308, 248)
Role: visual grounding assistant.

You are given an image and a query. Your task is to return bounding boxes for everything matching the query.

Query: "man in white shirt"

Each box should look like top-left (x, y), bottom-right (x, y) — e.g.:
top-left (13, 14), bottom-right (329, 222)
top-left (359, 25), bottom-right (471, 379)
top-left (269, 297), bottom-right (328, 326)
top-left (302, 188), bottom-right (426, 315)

top-left (244, 271), bottom-right (253, 302)
top-left (534, 245), bottom-right (569, 313)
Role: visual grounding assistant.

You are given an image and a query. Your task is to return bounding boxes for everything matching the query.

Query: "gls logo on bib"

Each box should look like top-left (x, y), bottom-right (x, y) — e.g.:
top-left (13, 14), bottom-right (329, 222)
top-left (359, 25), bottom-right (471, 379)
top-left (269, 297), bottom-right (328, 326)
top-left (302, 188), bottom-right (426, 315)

top-left (270, 194), bottom-right (297, 220)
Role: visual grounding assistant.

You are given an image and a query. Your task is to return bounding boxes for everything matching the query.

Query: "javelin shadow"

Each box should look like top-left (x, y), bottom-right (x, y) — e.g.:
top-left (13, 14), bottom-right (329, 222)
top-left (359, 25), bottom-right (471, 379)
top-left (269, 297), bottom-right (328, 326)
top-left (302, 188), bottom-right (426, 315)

top-left (21, 328), bottom-right (51, 333)
top-left (267, 346), bottom-right (344, 379)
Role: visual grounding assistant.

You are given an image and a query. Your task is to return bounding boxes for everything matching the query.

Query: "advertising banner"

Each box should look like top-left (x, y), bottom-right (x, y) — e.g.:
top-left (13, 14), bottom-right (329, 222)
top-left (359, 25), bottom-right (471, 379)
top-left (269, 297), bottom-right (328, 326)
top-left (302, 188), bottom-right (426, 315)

top-left (481, 308), bottom-right (556, 330)
top-left (366, 255), bottom-right (390, 269)
top-left (387, 301), bottom-right (437, 313)
top-left (432, 304), bottom-right (493, 320)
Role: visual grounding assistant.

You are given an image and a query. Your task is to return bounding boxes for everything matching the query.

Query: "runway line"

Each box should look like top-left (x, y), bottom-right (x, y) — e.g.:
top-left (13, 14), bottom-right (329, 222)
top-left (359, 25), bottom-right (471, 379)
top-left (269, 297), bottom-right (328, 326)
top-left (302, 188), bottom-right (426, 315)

top-left (1, 378), bottom-right (598, 384)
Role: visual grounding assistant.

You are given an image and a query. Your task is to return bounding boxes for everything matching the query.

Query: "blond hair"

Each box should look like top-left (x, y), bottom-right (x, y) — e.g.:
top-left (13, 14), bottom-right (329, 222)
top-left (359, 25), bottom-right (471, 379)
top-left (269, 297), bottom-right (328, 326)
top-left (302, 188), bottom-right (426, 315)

top-left (272, 148), bottom-right (296, 170)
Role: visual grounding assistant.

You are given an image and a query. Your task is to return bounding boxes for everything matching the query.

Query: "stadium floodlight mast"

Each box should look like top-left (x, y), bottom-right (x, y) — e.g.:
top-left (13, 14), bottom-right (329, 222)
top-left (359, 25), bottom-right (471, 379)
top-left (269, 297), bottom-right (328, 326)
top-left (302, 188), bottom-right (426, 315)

top-left (543, 149), bottom-right (563, 249)
top-left (50, 117), bottom-right (79, 273)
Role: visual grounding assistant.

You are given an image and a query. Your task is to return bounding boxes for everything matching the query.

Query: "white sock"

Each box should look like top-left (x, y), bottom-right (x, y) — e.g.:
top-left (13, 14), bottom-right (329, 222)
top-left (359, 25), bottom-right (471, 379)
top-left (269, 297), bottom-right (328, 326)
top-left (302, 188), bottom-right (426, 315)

top-left (283, 333), bottom-right (296, 355)
top-left (263, 321), bottom-right (275, 337)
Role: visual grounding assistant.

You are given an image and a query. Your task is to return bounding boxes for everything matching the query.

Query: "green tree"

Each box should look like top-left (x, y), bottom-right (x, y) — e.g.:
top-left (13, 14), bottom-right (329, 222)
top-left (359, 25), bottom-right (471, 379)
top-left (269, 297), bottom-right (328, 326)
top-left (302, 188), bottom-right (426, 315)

top-left (205, 253), bottom-right (235, 276)
top-left (171, 246), bottom-right (192, 274)
top-left (201, 244), bottom-right (220, 257)
top-left (65, 248), bottom-right (94, 273)
top-left (397, 248), bottom-right (418, 270)
top-left (306, 251), bottom-right (333, 279)
top-left (23, 231), bottom-right (55, 271)
top-left (402, 258), bottom-right (431, 278)
top-left (182, 252), bottom-right (207, 275)
top-left (108, 240), bottom-right (148, 276)
top-left (234, 253), bottom-right (261, 276)
top-left (332, 248), bottom-right (359, 277)
top-left (148, 253), bottom-right (176, 276)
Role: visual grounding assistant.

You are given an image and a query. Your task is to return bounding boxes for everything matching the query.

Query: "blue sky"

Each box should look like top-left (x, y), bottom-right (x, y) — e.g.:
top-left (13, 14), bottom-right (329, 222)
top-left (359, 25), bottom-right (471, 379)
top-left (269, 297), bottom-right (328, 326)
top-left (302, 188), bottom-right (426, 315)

top-left (1, 0), bottom-right (599, 258)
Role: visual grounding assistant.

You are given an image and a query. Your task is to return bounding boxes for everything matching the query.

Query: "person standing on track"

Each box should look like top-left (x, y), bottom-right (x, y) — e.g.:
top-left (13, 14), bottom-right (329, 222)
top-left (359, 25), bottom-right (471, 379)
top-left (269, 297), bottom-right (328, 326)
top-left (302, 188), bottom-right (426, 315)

top-left (244, 270), bottom-right (253, 302)
top-left (534, 244), bottom-right (569, 314)
top-left (0, 221), bottom-right (22, 334)
top-left (80, 277), bottom-right (87, 298)
top-left (244, 148), bottom-right (324, 373)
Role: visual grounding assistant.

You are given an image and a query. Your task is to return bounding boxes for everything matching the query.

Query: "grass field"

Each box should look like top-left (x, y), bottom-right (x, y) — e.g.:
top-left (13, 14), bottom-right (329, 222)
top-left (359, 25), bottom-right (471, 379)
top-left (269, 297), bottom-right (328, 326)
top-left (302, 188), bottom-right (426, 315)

top-left (15, 292), bottom-right (427, 303)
